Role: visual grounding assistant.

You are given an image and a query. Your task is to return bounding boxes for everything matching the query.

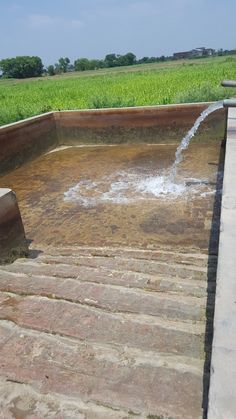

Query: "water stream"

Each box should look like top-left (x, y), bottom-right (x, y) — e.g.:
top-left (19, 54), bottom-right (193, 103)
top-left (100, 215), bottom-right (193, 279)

top-left (170, 101), bottom-right (223, 182)
top-left (64, 101), bottom-right (224, 205)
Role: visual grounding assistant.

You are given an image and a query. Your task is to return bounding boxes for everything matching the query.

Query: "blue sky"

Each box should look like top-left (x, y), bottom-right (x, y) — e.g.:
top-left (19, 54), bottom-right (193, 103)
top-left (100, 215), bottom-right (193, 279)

top-left (0, 0), bottom-right (235, 65)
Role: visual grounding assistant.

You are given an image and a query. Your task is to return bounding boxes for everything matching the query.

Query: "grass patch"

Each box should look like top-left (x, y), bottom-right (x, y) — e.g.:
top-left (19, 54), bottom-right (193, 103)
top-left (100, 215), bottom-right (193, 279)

top-left (0, 55), bottom-right (235, 126)
top-left (90, 95), bottom-right (136, 109)
top-left (175, 82), bottom-right (232, 103)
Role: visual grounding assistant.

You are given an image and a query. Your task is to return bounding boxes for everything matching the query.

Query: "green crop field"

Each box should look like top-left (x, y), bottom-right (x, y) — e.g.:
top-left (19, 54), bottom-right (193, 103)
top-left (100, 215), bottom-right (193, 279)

top-left (0, 55), bottom-right (236, 126)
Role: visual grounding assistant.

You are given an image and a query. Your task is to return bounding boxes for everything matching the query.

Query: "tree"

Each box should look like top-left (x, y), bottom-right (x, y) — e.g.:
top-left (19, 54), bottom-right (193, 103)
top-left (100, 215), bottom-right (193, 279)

top-left (120, 52), bottom-right (136, 66)
top-left (104, 52), bottom-right (136, 68)
top-left (138, 56), bottom-right (150, 64)
top-left (74, 58), bottom-right (105, 71)
top-left (74, 58), bottom-right (91, 71)
top-left (58, 57), bottom-right (70, 73)
top-left (47, 65), bottom-right (56, 76)
top-left (89, 59), bottom-right (105, 70)
top-left (67, 63), bottom-right (75, 72)
top-left (0, 56), bottom-right (43, 78)
top-left (54, 63), bottom-right (61, 74)
top-left (104, 53), bottom-right (118, 67)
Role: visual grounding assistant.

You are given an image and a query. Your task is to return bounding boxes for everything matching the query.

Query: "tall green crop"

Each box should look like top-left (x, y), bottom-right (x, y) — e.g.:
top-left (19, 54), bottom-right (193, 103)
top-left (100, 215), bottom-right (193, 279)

top-left (0, 56), bottom-right (235, 126)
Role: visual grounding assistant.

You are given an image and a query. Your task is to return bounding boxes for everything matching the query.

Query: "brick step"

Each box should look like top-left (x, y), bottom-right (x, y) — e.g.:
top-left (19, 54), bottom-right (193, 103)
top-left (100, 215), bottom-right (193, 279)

top-left (0, 377), bottom-right (137, 419)
top-left (0, 292), bottom-right (206, 358)
top-left (0, 271), bottom-right (211, 322)
top-left (0, 261), bottom-right (215, 298)
top-left (36, 253), bottom-right (213, 281)
top-left (0, 320), bottom-right (204, 418)
top-left (38, 244), bottom-right (217, 268)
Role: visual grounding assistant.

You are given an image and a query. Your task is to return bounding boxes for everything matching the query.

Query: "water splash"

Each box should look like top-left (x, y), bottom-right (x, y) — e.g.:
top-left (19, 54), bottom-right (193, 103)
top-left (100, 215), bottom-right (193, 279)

top-left (64, 101), bottom-right (223, 205)
top-left (170, 101), bottom-right (223, 181)
top-left (136, 175), bottom-right (186, 197)
top-left (138, 100), bottom-right (223, 197)
top-left (63, 171), bottom-right (211, 207)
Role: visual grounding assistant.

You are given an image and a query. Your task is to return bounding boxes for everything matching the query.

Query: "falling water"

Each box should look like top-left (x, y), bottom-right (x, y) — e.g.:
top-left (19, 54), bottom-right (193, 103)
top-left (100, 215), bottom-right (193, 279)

top-left (64, 101), bottom-right (224, 205)
top-left (170, 101), bottom-right (224, 182)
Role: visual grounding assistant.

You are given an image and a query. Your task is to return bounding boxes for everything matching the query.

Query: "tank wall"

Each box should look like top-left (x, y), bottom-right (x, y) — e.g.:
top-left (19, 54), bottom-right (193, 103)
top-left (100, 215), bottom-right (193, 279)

top-left (0, 112), bottom-right (58, 176)
top-left (54, 104), bottom-right (226, 146)
top-left (0, 104), bottom-right (226, 177)
top-left (0, 189), bottom-right (28, 263)
top-left (0, 103), bottom-right (226, 264)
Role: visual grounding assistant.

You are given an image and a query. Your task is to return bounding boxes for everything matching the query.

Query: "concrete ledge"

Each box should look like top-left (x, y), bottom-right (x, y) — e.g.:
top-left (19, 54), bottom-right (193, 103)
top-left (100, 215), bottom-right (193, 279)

top-left (208, 107), bottom-right (236, 418)
top-left (0, 188), bottom-right (28, 264)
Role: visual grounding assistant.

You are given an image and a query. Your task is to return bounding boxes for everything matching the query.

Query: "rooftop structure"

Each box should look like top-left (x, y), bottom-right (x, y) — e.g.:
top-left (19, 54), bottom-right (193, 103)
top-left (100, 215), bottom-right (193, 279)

top-left (173, 47), bottom-right (215, 60)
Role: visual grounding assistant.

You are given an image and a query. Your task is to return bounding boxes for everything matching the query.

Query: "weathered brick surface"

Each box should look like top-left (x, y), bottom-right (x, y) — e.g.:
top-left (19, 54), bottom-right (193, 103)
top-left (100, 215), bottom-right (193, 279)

top-left (39, 254), bottom-right (210, 280)
top-left (38, 245), bottom-right (212, 265)
top-left (0, 377), bottom-right (139, 419)
top-left (0, 271), bottom-right (207, 321)
top-left (0, 292), bottom-right (204, 357)
top-left (0, 245), bottom-right (213, 417)
top-left (0, 261), bottom-right (211, 298)
top-left (0, 321), bottom-right (203, 418)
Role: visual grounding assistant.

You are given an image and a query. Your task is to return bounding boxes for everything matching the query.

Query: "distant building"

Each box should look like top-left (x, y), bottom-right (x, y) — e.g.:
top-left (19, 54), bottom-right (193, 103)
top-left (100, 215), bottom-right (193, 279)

top-left (191, 47), bottom-right (215, 57)
top-left (173, 47), bottom-right (215, 60)
top-left (173, 51), bottom-right (192, 60)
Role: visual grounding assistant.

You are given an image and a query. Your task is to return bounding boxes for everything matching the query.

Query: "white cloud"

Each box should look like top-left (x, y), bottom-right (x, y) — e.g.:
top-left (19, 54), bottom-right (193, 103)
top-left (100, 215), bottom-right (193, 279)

top-left (28, 14), bottom-right (84, 29)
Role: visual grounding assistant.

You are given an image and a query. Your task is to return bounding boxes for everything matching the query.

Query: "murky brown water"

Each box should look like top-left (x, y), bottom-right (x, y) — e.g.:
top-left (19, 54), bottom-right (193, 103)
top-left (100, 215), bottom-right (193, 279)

top-left (0, 143), bottom-right (224, 251)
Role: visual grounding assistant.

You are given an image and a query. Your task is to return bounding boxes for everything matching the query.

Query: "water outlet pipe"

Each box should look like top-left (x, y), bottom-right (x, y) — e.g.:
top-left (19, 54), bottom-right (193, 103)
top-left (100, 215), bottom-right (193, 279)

top-left (223, 99), bottom-right (236, 108)
top-left (221, 80), bottom-right (236, 107)
top-left (221, 80), bottom-right (236, 88)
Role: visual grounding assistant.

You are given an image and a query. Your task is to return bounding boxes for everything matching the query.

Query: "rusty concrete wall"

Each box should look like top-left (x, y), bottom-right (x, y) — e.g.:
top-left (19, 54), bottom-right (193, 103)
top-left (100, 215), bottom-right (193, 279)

top-left (0, 104), bottom-right (226, 175)
top-left (0, 112), bottom-right (58, 176)
top-left (54, 103), bottom-right (226, 146)
top-left (0, 189), bottom-right (28, 263)
top-left (0, 103), bottom-right (226, 264)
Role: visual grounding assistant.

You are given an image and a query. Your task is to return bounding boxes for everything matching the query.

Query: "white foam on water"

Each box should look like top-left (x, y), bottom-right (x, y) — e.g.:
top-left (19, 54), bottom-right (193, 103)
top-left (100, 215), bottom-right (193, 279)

top-left (63, 170), bottom-right (215, 207)
top-left (64, 177), bottom-right (133, 207)
top-left (64, 102), bottom-right (224, 207)
top-left (64, 180), bottom-right (101, 207)
top-left (100, 180), bottom-right (131, 204)
top-left (136, 176), bottom-right (186, 197)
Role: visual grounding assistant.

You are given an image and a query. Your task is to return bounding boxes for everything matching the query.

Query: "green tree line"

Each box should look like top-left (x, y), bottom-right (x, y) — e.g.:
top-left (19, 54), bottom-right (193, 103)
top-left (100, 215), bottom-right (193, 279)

top-left (0, 56), bottom-right (43, 78)
top-left (1, 49), bottom-right (236, 79)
